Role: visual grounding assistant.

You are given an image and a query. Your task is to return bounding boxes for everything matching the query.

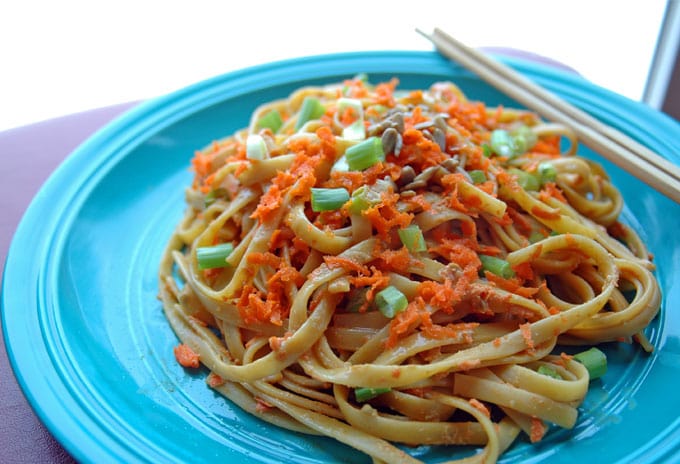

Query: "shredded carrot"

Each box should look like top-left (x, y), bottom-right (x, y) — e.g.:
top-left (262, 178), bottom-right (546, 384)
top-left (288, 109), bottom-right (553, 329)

top-left (402, 193), bottom-right (432, 212)
top-left (376, 246), bottom-right (420, 273)
top-left (469, 398), bottom-right (491, 418)
top-left (343, 77), bottom-right (369, 99)
top-left (348, 267), bottom-right (389, 312)
top-left (530, 417), bottom-right (547, 442)
top-left (512, 261), bottom-right (534, 280)
top-left (247, 251), bottom-right (282, 269)
top-left (519, 323), bottom-right (536, 354)
top-left (507, 207), bottom-right (533, 235)
top-left (362, 191), bottom-right (414, 239)
top-left (485, 271), bottom-right (539, 299)
top-left (255, 397), bottom-right (274, 413)
top-left (390, 127), bottom-right (447, 171)
top-left (250, 182), bottom-right (286, 223)
top-left (420, 321), bottom-right (478, 342)
top-left (386, 297), bottom-right (427, 348)
top-left (173, 344), bottom-right (200, 369)
top-left (539, 182), bottom-right (568, 203)
top-left (269, 228), bottom-right (294, 250)
top-left (251, 126), bottom-right (336, 224)
top-left (207, 372), bottom-right (225, 388)
top-left (460, 219), bottom-right (476, 237)
top-left (374, 78), bottom-right (399, 106)
top-left (531, 135), bottom-right (561, 155)
top-left (512, 261), bottom-right (535, 281)
top-left (339, 106), bottom-right (359, 126)
top-left (324, 256), bottom-right (370, 276)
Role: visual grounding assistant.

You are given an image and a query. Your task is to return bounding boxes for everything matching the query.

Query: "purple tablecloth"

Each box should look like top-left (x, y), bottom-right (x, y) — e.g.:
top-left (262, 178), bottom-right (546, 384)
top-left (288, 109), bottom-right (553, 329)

top-left (0, 102), bottom-right (137, 463)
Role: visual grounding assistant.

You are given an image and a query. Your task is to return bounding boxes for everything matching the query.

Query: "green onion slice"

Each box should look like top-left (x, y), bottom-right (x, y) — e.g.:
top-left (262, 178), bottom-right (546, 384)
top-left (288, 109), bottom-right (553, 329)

top-left (573, 347), bottom-right (607, 380)
top-left (510, 125), bottom-right (537, 155)
top-left (537, 162), bottom-right (557, 183)
top-left (348, 185), bottom-right (381, 214)
top-left (481, 143), bottom-right (492, 158)
top-left (509, 168), bottom-right (540, 191)
top-left (204, 188), bottom-right (227, 208)
top-left (490, 129), bottom-right (515, 157)
top-left (246, 134), bottom-right (268, 160)
top-left (479, 254), bottom-right (516, 279)
top-left (469, 169), bottom-right (487, 184)
top-left (345, 137), bottom-right (384, 171)
top-left (196, 243), bottom-right (234, 270)
top-left (528, 231), bottom-right (546, 244)
top-left (398, 224), bottom-right (426, 253)
top-left (295, 97), bottom-right (325, 130)
top-left (537, 364), bottom-right (562, 379)
top-left (354, 387), bottom-right (391, 402)
top-left (257, 109), bottom-right (283, 133)
top-left (489, 126), bottom-right (536, 158)
top-left (310, 187), bottom-right (350, 212)
top-left (375, 286), bottom-right (408, 318)
top-left (338, 98), bottom-right (366, 140)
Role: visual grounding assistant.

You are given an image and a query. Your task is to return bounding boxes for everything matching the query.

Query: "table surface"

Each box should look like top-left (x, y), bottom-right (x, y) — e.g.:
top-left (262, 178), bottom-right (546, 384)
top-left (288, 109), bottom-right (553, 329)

top-left (0, 102), bottom-right (136, 464)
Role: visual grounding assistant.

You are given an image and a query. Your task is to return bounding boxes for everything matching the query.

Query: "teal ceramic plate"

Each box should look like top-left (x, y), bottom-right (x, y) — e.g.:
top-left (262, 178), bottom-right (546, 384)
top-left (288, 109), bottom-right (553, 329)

top-left (3, 51), bottom-right (680, 463)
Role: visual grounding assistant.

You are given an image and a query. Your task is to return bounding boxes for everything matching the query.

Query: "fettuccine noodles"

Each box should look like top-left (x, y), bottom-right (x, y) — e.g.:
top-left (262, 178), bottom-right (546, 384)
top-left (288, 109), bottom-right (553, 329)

top-left (158, 76), bottom-right (661, 463)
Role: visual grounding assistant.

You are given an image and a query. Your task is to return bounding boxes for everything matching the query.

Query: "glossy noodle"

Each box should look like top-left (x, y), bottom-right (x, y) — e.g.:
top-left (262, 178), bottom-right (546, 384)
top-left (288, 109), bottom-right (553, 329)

top-left (158, 76), bottom-right (661, 463)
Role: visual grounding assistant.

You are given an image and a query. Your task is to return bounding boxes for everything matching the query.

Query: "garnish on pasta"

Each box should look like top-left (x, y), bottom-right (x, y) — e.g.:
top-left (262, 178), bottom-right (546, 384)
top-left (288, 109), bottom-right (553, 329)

top-left (158, 76), bottom-right (660, 463)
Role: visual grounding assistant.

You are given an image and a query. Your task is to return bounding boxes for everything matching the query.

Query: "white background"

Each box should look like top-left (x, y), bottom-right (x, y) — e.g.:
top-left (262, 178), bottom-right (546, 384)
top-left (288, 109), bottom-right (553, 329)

top-left (0, 0), bottom-right (670, 132)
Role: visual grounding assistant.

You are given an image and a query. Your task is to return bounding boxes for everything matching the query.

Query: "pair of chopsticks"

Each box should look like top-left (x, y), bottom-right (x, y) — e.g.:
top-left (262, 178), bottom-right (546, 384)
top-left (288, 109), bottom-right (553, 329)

top-left (417, 27), bottom-right (680, 204)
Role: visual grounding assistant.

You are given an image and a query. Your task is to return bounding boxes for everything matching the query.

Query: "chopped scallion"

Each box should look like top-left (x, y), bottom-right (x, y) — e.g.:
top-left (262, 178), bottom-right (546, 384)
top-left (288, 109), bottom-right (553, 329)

top-left (310, 187), bottom-right (350, 212)
top-left (573, 347), bottom-right (607, 380)
top-left (398, 224), bottom-right (426, 253)
top-left (510, 125), bottom-right (537, 155)
top-left (489, 126), bottom-right (536, 158)
top-left (331, 155), bottom-right (349, 173)
top-left (469, 170), bottom-right (487, 184)
top-left (246, 134), bottom-right (268, 160)
top-left (537, 364), bottom-right (561, 379)
top-left (479, 254), bottom-right (515, 279)
top-left (482, 143), bottom-right (492, 158)
top-left (205, 188), bottom-right (227, 208)
top-left (343, 119), bottom-right (366, 140)
top-left (537, 162), bottom-right (557, 183)
top-left (528, 231), bottom-right (546, 243)
top-left (338, 98), bottom-right (366, 140)
top-left (196, 243), bottom-right (234, 270)
top-left (348, 185), bottom-right (381, 214)
top-left (354, 387), bottom-right (391, 402)
top-left (345, 137), bottom-right (384, 171)
top-left (490, 129), bottom-right (515, 157)
top-left (375, 286), bottom-right (408, 318)
top-left (257, 109), bottom-right (283, 133)
top-left (509, 168), bottom-right (540, 191)
top-left (295, 97), bottom-right (325, 130)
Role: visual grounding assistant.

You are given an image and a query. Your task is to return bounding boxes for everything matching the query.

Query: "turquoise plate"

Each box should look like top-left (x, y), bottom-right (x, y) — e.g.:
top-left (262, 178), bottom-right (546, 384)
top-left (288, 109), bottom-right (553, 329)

top-left (3, 51), bottom-right (680, 463)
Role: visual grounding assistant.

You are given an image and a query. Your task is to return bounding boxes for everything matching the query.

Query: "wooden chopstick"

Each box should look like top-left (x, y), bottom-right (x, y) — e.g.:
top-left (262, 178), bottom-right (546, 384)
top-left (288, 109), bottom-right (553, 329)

top-left (417, 27), bottom-right (680, 204)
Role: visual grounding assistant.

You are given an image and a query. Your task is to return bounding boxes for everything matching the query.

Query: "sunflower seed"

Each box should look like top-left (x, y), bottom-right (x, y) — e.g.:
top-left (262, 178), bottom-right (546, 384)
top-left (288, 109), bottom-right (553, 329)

top-left (382, 127), bottom-right (398, 155)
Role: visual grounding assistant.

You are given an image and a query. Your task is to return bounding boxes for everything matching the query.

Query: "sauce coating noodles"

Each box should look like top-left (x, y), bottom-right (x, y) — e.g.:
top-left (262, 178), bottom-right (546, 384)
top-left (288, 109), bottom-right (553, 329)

top-left (159, 77), bottom-right (660, 463)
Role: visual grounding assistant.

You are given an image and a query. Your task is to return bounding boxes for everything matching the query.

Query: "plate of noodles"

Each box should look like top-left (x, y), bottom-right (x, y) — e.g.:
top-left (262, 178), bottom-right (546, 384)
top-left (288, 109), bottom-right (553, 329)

top-left (3, 51), bottom-right (680, 464)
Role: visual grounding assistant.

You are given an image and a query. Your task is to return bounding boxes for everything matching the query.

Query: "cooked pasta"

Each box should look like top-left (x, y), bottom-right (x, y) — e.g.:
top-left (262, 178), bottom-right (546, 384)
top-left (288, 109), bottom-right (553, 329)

top-left (158, 76), bottom-right (661, 463)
